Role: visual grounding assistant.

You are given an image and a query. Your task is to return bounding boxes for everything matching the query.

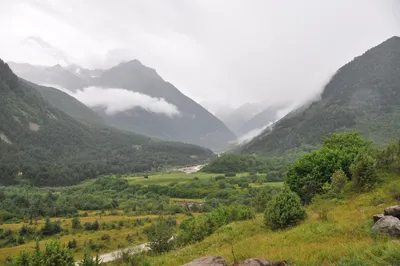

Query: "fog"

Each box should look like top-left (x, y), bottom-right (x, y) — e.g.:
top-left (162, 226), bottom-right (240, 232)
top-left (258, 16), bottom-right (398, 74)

top-left (1, 0), bottom-right (399, 109)
top-left (43, 84), bottom-right (180, 116)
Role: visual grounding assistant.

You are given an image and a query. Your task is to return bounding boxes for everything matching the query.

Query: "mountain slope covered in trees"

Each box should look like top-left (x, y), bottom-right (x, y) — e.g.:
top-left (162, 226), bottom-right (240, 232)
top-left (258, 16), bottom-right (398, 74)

top-left (9, 60), bottom-right (236, 150)
top-left (240, 36), bottom-right (400, 156)
top-left (0, 59), bottom-right (213, 186)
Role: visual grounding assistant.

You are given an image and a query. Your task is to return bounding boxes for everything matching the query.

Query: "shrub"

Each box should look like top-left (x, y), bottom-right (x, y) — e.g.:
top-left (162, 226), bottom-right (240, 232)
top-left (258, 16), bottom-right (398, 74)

top-left (67, 239), bottom-right (77, 249)
top-left (71, 217), bottom-right (81, 229)
top-left (331, 169), bottom-right (347, 194)
top-left (215, 176), bottom-right (226, 181)
top-left (225, 172), bottom-right (236, 177)
top-left (143, 175), bottom-right (149, 179)
top-left (41, 218), bottom-right (62, 236)
top-left (310, 195), bottom-right (331, 221)
top-left (351, 153), bottom-right (378, 192)
top-left (264, 187), bottom-right (306, 230)
top-left (144, 219), bottom-right (175, 254)
top-left (84, 220), bottom-right (99, 231)
top-left (388, 184), bottom-right (400, 203)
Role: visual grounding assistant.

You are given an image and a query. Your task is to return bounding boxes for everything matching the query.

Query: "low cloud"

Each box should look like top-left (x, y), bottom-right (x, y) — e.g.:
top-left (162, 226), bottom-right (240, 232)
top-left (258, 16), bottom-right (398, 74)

top-left (43, 84), bottom-right (180, 116)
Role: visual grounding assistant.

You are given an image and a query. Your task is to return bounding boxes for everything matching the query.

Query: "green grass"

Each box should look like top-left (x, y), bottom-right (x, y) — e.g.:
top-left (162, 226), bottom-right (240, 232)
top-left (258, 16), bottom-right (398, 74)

top-left (145, 172), bottom-right (400, 266)
top-left (123, 172), bottom-right (254, 185)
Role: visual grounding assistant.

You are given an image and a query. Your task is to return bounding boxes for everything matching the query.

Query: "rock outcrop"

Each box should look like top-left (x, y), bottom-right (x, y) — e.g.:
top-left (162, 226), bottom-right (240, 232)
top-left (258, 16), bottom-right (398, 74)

top-left (372, 216), bottom-right (400, 237)
top-left (373, 214), bottom-right (384, 223)
top-left (384, 206), bottom-right (400, 219)
top-left (183, 257), bottom-right (288, 266)
top-left (183, 256), bottom-right (227, 266)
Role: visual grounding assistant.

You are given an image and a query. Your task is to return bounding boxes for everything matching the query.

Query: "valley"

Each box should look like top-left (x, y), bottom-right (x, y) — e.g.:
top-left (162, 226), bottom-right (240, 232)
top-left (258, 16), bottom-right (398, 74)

top-left (1, 3), bottom-right (400, 265)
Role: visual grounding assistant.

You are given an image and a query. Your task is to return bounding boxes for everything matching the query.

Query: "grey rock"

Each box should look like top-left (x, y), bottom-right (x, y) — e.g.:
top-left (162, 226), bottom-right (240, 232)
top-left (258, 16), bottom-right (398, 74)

top-left (237, 258), bottom-right (271, 266)
top-left (183, 256), bottom-right (227, 266)
top-left (384, 206), bottom-right (400, 218)
top-left (372, 216), bottom-right (400, 237)
top-left (373, 214), bottom-right (384, 223)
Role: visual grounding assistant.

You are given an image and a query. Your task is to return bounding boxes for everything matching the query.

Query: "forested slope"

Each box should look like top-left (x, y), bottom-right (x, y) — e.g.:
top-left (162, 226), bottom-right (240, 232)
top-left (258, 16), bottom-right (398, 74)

top-left (0, 59), bottom-right (213, 186)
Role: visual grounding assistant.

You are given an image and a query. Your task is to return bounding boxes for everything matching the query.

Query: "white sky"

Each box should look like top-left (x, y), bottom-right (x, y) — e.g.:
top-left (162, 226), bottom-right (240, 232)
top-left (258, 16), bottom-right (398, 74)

top-left (0, 0), bottom-right (399, 108)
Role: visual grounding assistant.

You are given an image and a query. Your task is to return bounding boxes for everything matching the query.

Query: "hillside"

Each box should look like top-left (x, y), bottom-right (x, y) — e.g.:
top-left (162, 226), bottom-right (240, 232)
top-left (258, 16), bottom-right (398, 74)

top-left (0, 59), bottom-right (213, 186)
top-left (241, 36), bottom-right (400, 156)
top-left (9, 60), bottom-right (236, 150)
top-left (28, 82), bottom-right (105, 124)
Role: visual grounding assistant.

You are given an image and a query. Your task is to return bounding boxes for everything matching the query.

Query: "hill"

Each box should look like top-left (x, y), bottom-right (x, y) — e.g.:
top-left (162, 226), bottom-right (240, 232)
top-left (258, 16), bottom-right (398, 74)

top-left (240, 36), bottom-right (400, 156)
top-left (0, 59), bottom-right (213, 186)
top-left (28, 82), bottom-right (105, 124)
top-left (9, 60), bottom-right (236, 150)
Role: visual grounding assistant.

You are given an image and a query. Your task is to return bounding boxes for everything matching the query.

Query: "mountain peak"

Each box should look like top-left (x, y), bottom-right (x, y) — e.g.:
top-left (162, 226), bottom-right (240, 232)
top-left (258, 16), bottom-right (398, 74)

top-left (0, 59), bottom-right (19, 89)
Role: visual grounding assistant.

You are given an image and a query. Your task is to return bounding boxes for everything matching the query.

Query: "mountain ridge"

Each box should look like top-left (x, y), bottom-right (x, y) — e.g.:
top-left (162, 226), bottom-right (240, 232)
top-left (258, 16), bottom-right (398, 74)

top-left (240, 36), bottom-right (400, 156)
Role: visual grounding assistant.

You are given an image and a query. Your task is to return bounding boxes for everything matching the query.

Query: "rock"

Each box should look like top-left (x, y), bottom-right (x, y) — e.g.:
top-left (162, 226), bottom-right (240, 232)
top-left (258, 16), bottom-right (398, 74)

top-left (235, 259), bottom-right (289, 266)
top-left (373, 214), bottom-right (384, 223)
top-left (237, 258), bottom-right (271, 266)
top-left (384, 206), bottom-right (400, 218)
top-left (372, 216), bottom-right (400, 237)
top-left (183, 256), bottom-right (228, 266)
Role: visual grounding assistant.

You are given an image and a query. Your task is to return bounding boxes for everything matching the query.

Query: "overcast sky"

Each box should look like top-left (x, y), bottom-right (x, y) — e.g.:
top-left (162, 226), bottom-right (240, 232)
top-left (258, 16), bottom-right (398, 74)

top-left (0, 0), bottom-right (399, 108)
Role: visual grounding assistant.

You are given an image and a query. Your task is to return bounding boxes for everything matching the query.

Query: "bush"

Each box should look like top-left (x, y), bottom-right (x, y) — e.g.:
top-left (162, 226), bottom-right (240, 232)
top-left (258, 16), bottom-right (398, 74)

top-left (351, 153), bottom-right (378, 192)
top-left (215, 176), bottom-right (225, 181)
top-left (41, 218), bottom-right (62, 236)
top-left (331, 169), bottom-right (347, 194)
top-left (225, 172), bottom-right (236, 177)
top-left (310, 195), bottom-right (331, 221)
top-left (71, 217), bottom-right (81, 229)
top-left (264, 187), bottom-right (306, 230)
top-left (67, 239), bottom-right (77, 249)
top-left (144, 219), bottom-right (175, 254)
top-left (84, 220), bottom-right (99, 231)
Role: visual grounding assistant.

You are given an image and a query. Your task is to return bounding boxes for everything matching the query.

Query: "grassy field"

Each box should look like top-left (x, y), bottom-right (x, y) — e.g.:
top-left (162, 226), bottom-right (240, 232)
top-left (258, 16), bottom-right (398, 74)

top-left (0, 213), bottom-right (192, 265)
top-left (124, 171), bottom-right (229, 185)
top-left (146, 172), bottom-right (400, 266)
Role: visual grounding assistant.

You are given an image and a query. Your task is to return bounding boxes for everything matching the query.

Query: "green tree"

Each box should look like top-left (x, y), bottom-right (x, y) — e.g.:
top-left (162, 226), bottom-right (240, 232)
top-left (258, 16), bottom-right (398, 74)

top-left (350, 153), bottom-right (378, 192)
top-left (330, 169), bottom-right (347, 195)
top-left (264, 187), bottom-right (306, 230)
top-left (286, 132), bottom-right (370, 202)
top-left (71, 217), bottom-right (81, 229)
top-left (144, 218), bottom-right (175, 254)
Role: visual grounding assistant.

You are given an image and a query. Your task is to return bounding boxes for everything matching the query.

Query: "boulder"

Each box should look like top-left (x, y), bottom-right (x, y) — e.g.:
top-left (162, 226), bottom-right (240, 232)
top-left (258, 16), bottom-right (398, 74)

top-left (373, 214), bottom-right (384, 223)
top-left (384, 206), bottom-right (400, 218)
top-left (372, 216), bottom-right (400, 237)
top-left (183, 256), bottom-right (228, 266)
top-left (236, 258), bottom-right (271, 266)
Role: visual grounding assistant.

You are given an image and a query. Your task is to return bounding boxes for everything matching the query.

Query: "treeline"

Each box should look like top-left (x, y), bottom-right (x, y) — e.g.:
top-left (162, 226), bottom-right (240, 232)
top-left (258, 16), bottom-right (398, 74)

top-left (202, 153), bottom-right (288, 181)
top-left (0, 175), bottom-right (281, 223)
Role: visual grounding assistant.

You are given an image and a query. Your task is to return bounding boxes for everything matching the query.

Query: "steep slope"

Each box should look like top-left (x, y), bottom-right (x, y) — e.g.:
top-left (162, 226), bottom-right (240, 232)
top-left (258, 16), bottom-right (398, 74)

top-left (28, 82), bottom-right (105, 124)
top-left (9, 60), bottom-right (236, 150)
top-left (0, 59), bottom-right (213, 186)
top-left (236, 103), bottom-right (291, 137)
top-left (93, 60), bottom-right (236, 150)
top-left (218, 102), bottom-right (265, 134)
top-left (241, 36), bottom-right (400, 156)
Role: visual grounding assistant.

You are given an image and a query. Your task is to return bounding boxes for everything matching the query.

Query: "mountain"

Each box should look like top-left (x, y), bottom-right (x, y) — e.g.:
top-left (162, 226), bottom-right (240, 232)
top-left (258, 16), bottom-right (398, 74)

top-left (217, 102), bottom-right (265, 134)
top-left (9, 60), bottom-right (236, 150)
top-left (236, 103), bottom-right (291, 137)
top-left (0, 59), bottom-right (213, 186)
top-left (8, 62), bottom-right (87, 91)
top-left (240, 36), bottom-right (400, 156)
top-left (28, 82), bottom-right (105, 125)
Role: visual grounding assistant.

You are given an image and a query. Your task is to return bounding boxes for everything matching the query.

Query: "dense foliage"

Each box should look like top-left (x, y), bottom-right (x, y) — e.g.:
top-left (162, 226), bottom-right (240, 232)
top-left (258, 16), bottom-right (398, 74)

top-left (264, 187), bottom-right (306, 230)
top-left (0, 59), bottom-right (213, 187)
top-left (286, 132), bottom-right (371, 203)
top-left (241, 37), bottom-right (400, 156)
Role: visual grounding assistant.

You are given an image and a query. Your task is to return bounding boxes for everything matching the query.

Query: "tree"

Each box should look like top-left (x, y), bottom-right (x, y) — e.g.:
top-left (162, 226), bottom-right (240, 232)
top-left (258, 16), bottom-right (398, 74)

top-left (71, 217), bottom-right (81, 229)
top-left (350, 153), bottom-right (378, 192)
top-left (77, 246), bottom-right (101, 266)
top-left (144, 218), bottom-right (175, 254)
top-left (286, 132), bottom-right (370, 203)
top-left (264, 187), bottom-right (306, 230)
top-left (330, 169), bottom-right (347, 195)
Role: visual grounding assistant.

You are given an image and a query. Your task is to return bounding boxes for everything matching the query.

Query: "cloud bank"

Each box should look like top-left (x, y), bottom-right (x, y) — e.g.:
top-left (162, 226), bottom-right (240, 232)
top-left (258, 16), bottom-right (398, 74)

top-left (44, 84), bottom-right (180, 116)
